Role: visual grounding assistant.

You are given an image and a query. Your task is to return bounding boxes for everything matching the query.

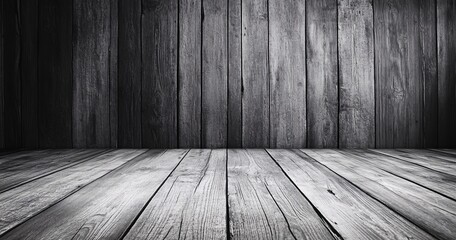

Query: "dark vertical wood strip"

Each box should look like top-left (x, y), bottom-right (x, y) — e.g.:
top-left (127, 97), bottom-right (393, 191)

top-left (118, 0), bottom-right (141, 147)
top-left (437, 0), bottom-right (456, 147)
top-left (73, 0), bottom-right (111, 147)
top-left (0, 0), bottom-right (4, 149)
top-left (109, 0), bottom-right (118, 148)
top-left (38, 0), bottom-right (73, 148)
top-left (179, 0), bottom-right (201, 148)
top-left (142, 0), bottom-right (178, 148)
top-left (338, 0), bottom-right (375, 148)
top-left (4, 0), bottom-right (21, 149)
top-left (269, 0), bottom-right (306, 148)
top-left (21, 0), bottom-right (38, 148)
top-left (228, 0), bottom-right (242, 147)
top-left (202, 0), bottom-right (228, 148)
top-left (242, 0), bottom-right (269, 148)
top-left (306, 0), bottom-right (338, 148)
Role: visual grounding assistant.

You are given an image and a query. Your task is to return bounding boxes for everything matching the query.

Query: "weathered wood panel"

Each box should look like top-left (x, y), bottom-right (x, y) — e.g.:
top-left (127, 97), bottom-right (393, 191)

top-left (118, 0), bottom-right (141, 147)
top-left (269, 0), bottom-right (306, 148)
top-left (228, 149), bottom-right (336, 239)
top-left (38, 0), bottom-right (73, 148)
top-left (0, 150), bottom-right (188, 240)
top-left (228, 0), bottom-right (242, 148)
top-left (3, 0), bottom-right (21, 148)
top-left (306, 0), bottom-right (338, 148)
top-left (338, 0), bottom-right (375, 148)
top-left (242, 0), bottom-right (269, 148)
top-left (0, 0), bottom-right (4, 149)
top-left (124, 149), bottom-right (226, 239)
top-left (267, 149), bottom-right (434, 240)
top-left (20, 0), bottom-right (38, 148)
top-left (109, 0), bottom-right (118, 148)
top-left (437, 0), bottom-right (456, 148)
top-left (73, 0), bottom-right (111, 148)
top-left (142, 0), bottom-right (178, 148)
top-left (179, 0), bottom-right (201, 148)
top-left (202, 0), bottom-right (228, 148)
top-left (374, 0), bottom-right (436, 148)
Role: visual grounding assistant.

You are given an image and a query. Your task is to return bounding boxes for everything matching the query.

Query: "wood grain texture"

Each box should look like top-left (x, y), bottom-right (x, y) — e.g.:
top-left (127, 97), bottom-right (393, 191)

top-left (73, 0), bottom-right (111, 148)
top-left (202, 0), bottom-right (228, 148)
top-left (437, 0), bottom-right (456, 148)
top-left (124, 149), bottom-right (226, 239)
top-left (374, 0), bottom-right (436, 148)
top-left (306, 0), bottom-right (338, 148)
top-left (0, 0), bottom-right (4, 149)
top-left (338, 0), bottom-right (375, 148)
top-left (0, 149), bottom-right (145, 235)
top-left (118, 0), bottom-right (141, 147)
top-left (0, 149), bottom-right (188, 240)
top-left (0, 149), bottom-right (106, 193)
top-left (3, 0), bottom-right (21, 149)
top-left (269, 0), bottom-right (306, 148)
top-left (38, 0), bottom-right (73, 148)
top-left (20, 0), bottom-right (38, 148)
top-left (304, 149), bottom-right (456, 240)
top-left (109, 0), bottom-right (118, 148)
top-left (242, 0), bottom-right (269, 148)
top-left (179, 0), bottom-right (201, 148)
top-left (267, 149), bottom-right (434, 240)
top-left (142, 0), bottom-right (178, 148)
top-left (228, 149), bottom-right (336, 239)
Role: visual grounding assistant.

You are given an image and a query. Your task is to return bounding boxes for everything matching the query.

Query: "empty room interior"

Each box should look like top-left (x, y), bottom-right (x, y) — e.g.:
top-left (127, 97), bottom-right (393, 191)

top-left (0, 0), bottom-right (456, 239)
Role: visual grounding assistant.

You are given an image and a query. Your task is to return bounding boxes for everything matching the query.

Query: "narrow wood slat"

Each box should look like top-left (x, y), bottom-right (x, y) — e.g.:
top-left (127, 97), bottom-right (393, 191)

top-left (431, 149), bottom-right (456, 157)
top-left (303, 149), bottom-right (456, 240)
top-left (242, 0), bottom-right (269, 148)
top-left (0, 149), bottom-right (146, 235)
top-left (109, 0), bottom-right (118, 148)
top-left (339, 149), bottom-right (456, 200)
top-left (0, 0), bottom-right (4, 149)
top-left (338, 0), bottom-right (375, 148)
top-left (228, 149), bottom-right (336, 239)
top-left (306, 0), bottom-right (338, 148)
top-left (227, 0), bottom-right (242, 148)
top-left (371, 149), bottom-right (456, 176)
top-left (202, 0), bottom-right (228, 148)
top-left (267, 149), bottom-right (434, 240)
top-left (0, 149), bottom-right (107, 193)
top-left (0, 149), bottom-right (188, 240)
top-left (73, 0), bottom-right (112, 148)
top-left (178, 0), bottom-right (201, 148)
top-left (124, 149), bottom-right (226, 239)
top-left (269, 0), bottom-right (306, 148)
top-left (142, 0), bottom-right (178, 148)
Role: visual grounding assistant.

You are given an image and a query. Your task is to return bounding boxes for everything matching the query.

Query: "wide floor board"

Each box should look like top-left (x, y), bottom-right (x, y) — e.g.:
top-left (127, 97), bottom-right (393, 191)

top-left (0, 149), bottom-right (454, 239)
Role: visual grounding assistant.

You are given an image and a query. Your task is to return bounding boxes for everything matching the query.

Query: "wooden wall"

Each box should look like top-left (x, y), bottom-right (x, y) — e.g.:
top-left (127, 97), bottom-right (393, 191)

top-left (0, 0), bottom-right (455, 149)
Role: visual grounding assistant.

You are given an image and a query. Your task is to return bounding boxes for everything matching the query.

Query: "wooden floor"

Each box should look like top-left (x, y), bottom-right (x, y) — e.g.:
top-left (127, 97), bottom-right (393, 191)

top-left (0, 149), bottom-right (455, 239)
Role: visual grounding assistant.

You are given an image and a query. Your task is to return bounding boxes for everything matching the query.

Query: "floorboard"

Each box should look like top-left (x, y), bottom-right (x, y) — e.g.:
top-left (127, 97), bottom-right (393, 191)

top-left (303, 149), bottom-right (456, 240)
top-left (267, 149), bottom-right (434, 240)
top-left (0, 149), bottom-right (146, 235)
top-left (124, 149), bottom-right (226, 239)
top-left (227, 149), bottom-right (336, 240)
top-left (0, 149), bottom-right (188, 240)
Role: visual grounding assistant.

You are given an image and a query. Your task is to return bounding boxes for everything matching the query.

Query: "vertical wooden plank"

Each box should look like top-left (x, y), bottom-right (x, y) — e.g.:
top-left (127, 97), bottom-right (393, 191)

top-left (142, 0), bottom-right (178, 148)
top-left (420, 0), bottom-right (437, 148)
top-left (21, 0), bottom-right (38, 148)
top-left (242, 0), bottom-right (269, 148)
top-left (73, 0), bottom-right (111, 147)
top-left (437, 0), bottom-right (456, 148)
top-left (0, 0), bottom-right (4, 149)
top-left (269, 0), bottom-right (306, 148)
top-left (338, 0), bottom-right (375, 148)
top-left (4, 0), bottom-right (21, 149)
top-left (307, 0), bottom-right (338, 148)
top-left (109, 0), bottom-right (118, 148)
top-left (202, 0), bottom-right (228, 148)
top-left (179, 0), bottom-right (201, 148)
top-left (228, 0), bottom-right (242, 147)
top-left (118, 0), bottom-right (141, 147)
top-left (38, 0), bottom-right (73, 148)
top-left (374, 0), bottom-right (432, 148)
